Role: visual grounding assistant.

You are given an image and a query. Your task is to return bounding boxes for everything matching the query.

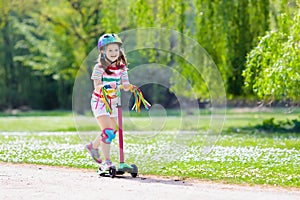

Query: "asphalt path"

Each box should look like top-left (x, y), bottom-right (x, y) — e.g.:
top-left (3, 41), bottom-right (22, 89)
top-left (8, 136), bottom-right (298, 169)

top-left (0, 162), bottom-right (299, 200)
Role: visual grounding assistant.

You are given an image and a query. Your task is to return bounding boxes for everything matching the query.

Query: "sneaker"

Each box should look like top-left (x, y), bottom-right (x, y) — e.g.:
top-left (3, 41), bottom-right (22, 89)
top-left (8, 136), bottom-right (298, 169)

top-left (85, 142), bottom-right (102, 163)
top-left (100, 160), bottom-right (113, 171)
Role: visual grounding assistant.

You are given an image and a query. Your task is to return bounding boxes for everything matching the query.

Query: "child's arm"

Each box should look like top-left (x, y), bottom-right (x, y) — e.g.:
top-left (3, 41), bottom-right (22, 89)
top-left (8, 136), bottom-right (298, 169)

top-left (121, 68), bottom-right (130, 91)
top-left (94, 79), bottom-right (103, 93)
top-left (92, 64), bottom-right (115, 93)
top-left (91, 64), bottom-right (104, 93)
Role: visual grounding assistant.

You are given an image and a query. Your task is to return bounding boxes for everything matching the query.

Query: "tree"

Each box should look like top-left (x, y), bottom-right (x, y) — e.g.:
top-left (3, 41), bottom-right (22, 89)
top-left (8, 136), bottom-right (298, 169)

top-left (0, 0), bottom-right (290, 110)
top-left (0, 0), bottom-right (39, 109)
top-left (170, 0), bottom-right (270, 100)
top-left (12, 0), bottom-right (106, 108)
top-left (243, 1), bottom-right (300, 102)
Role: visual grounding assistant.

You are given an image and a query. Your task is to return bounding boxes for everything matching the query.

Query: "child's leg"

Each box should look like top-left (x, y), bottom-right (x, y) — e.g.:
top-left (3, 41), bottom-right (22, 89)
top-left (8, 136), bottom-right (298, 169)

top-left (94, 115), bottom-right (117, 161)
top-left (109, 117), bottom-right (117, 132)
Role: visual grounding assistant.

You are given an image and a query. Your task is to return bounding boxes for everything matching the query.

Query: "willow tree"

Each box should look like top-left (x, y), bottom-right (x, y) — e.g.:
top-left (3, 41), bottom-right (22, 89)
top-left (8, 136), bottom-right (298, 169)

top-left (127, 0), bottom-right (190, 105)
top-left (243, 1), bottom-right (300, 102)
top-left (169, 0), bottom-right (270, 101)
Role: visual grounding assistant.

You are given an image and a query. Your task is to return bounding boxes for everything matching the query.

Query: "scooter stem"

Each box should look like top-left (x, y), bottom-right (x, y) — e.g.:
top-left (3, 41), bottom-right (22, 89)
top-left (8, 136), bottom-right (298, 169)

top-left (117, 86), bottom-right (125, 163)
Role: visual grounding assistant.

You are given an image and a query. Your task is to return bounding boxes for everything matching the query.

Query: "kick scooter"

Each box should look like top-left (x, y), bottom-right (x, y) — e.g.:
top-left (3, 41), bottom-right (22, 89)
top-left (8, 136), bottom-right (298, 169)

top-left (97, 85), bottom-right (150, 178)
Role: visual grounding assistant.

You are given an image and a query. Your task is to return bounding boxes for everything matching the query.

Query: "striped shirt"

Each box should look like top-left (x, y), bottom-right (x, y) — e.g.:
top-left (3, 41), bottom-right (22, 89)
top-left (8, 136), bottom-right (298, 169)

top-left (91, 63), bottom-right (130, 97)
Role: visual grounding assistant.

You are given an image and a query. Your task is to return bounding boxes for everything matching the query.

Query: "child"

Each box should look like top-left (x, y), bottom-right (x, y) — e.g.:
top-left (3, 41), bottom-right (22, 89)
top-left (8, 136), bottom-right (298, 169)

top-left (86, 33), bottom-right (130, 170)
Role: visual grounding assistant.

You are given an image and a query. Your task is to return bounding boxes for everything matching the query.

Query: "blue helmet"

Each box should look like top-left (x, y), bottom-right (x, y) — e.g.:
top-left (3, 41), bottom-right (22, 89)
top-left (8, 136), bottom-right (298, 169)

top-left (97, 33), bottom-right (122, 50)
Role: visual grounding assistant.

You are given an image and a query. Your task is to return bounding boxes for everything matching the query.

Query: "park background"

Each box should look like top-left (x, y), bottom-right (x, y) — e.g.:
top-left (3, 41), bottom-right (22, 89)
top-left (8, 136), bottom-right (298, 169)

top-left (0, 0), bottom-right (300, 188)
top-left (1, 0), bottom-right (299, 111)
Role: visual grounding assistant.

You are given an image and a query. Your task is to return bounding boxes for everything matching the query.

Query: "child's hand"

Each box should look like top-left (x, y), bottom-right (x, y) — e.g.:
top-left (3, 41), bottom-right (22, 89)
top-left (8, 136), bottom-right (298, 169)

top-left (109, 82), bottom-right (117, 89)
top-left (123, 83), bottom-right (130, 91)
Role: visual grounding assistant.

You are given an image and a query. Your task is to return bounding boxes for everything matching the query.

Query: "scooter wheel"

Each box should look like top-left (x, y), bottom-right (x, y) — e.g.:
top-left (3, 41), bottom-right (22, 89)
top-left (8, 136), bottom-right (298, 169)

top-left (109, 166), bottom-right (116, 178)
top-left (130, 164), bottom-right (138, 178)
top-left (97, 167), bottom-right (106, 177)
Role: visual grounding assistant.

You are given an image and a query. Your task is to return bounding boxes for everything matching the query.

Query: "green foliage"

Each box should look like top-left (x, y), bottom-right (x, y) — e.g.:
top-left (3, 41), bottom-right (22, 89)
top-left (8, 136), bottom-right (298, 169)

top-left (129, 0), bottom-right (154, 27)
top-left (0, 0), bottom-right (298, 110)
top-left (0, 0), bottom-right (108, 109)
top-left (101, 0), bottom-right (131, 32)
top-left (255, 117), bottom-right (300, 133)
top-left (14, 0), bottom-right (99, 79)
top-left (243, 1), bottom-right (300, 101)
top-left (170, 0), bottom-right (271, 99)
top-left (0, 0), bottom-right (58, 109)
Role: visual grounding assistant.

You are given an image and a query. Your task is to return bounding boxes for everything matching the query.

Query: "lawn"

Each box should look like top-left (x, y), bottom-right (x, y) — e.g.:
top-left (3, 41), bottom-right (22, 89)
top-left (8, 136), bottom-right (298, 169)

top-left (0, 108), bottom-right (299, 187)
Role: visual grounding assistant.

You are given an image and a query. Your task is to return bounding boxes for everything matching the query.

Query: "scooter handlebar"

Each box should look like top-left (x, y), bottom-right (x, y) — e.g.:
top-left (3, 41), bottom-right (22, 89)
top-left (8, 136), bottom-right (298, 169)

top-left (103, 84), bottom-right (137, 92)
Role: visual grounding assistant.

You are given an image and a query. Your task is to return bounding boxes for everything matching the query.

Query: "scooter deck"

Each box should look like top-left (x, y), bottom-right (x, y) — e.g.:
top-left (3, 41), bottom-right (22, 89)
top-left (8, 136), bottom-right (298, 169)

top-left (97, 163), bottom-right (138, 178)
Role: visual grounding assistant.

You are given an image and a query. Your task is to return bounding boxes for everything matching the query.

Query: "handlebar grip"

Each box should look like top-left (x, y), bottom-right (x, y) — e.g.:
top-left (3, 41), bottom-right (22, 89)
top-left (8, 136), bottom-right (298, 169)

top-left (103, 84), bottom-right (112, 89)
top-left (103, 84), bottom-right (136, 91)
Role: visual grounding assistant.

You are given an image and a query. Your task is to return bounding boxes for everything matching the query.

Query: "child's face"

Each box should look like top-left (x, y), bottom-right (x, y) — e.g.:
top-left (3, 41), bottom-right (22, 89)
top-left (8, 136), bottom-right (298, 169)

top-left (104, 43), bottom-right (120, 62)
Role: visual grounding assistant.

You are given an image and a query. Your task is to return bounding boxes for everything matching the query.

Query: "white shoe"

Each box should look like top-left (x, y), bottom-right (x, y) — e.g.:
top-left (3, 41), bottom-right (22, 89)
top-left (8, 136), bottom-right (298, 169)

top-left (100, 160), bottom-right (113, 171)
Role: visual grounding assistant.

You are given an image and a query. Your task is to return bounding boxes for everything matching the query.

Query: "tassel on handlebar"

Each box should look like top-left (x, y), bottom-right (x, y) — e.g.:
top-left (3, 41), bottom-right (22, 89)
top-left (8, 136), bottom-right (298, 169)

top-left (98, 84), bottom-right (151, 114)
top-left (131, 87), bottom-right (151, 112)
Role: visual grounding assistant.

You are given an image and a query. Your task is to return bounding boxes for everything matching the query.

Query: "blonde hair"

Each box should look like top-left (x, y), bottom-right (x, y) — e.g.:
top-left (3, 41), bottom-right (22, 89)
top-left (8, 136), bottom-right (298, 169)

top-left (98, 45), bottom-right (127, 74)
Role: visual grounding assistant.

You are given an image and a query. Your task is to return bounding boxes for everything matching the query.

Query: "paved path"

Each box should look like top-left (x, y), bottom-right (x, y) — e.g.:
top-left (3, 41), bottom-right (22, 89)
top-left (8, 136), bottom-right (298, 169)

top-left (0, 163), bottom-right (299, 200)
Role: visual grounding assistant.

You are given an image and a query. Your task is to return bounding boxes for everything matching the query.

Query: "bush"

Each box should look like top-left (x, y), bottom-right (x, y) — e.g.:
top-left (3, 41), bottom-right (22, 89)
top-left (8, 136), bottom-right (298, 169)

top-left (255, 116), bottom-right (300, 133)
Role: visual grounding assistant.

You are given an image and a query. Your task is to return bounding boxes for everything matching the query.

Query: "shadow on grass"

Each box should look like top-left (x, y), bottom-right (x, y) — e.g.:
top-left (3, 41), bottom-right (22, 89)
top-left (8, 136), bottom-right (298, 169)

top-left (226, 116), bottom-right (300, 135)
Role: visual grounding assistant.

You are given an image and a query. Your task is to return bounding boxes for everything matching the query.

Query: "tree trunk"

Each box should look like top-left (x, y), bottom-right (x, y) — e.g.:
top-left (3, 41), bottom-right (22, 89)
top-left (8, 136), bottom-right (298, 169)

top-left (2, 20), bottom-right (16, 110)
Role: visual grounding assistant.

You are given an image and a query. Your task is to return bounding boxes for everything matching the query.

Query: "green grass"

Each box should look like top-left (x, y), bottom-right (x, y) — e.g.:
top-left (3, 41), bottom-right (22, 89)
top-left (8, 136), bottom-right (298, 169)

top-left (1, 108), bottom-right (299, 132)
top-left (0, 110), bottom-right (72, 117)
top-left (0, 131), bottom-right (299, 187)
top-left (0, 116), bottom-right (77, 132)
top-left (0, 108), bottom-right (299, 187)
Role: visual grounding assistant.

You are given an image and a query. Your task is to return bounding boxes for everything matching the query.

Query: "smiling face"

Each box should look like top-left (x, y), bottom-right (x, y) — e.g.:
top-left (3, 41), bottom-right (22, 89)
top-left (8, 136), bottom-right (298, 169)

top-left (103, 43), bottom-right (120, 62)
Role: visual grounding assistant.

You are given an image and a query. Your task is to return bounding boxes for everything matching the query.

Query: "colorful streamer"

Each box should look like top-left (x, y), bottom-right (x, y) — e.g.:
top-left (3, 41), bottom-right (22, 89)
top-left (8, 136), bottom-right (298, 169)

top-left (100, 87), bottom-right (113, 114)
top-left (98, 84), bottom-right (151, 114)
top-left (130, 86), bottom-right (151, 112)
